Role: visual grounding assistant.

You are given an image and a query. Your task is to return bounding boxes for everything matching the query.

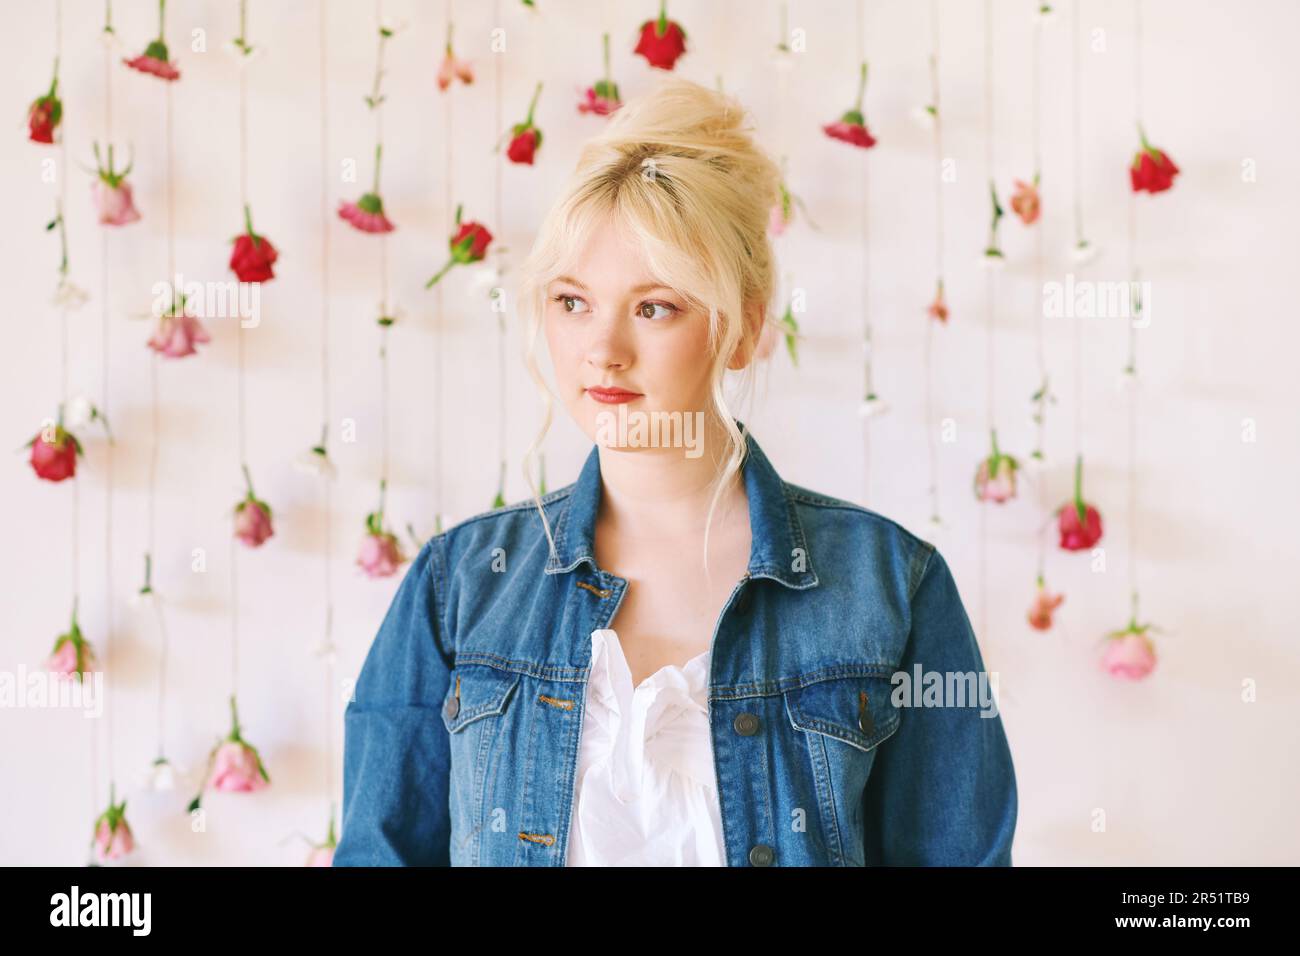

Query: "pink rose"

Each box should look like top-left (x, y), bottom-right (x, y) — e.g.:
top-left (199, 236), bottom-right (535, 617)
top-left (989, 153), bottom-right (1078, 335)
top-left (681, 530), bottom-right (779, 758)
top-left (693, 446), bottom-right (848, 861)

top-left (93, 179), bottom-right (141, 226)
top-left (338, 195), bottom-right (395, 234)
top-left (1102, 630), bottom-right (1157, 680)
top-left (147, 313), bottom-right (211, 358)
top-left (211, 740), bottom-right (269, 792)
top-left (47, 619), bottom-right (97, 681)
top-left (1010, 177), bottom-right (1041, 225)
top-left (94, 815), bottom-right (135, 862)
top-left (357, 531), bottom-right (405, 578)
top-left (235, 496), bottom-right (274, 548)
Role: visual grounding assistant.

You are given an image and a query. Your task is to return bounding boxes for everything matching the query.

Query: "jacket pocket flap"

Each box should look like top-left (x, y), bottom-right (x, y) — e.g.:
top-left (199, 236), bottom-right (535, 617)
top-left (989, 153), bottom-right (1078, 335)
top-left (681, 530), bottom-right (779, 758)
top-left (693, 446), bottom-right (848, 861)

top-left (441, 664), bottom-right (520, 734)
top-left (785, 674), bottom-right (899, 752)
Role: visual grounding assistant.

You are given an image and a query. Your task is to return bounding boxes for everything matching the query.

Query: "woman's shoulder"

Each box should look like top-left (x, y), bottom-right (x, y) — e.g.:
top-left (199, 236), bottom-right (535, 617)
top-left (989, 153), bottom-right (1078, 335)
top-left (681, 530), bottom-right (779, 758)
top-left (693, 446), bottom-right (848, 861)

top-left (781, 479), bottom-right (939, 601)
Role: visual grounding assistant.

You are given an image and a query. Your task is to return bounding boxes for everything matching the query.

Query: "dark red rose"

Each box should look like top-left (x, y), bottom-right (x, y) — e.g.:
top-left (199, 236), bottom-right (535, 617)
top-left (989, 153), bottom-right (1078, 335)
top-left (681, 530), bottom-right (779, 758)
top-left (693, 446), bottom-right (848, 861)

top-left (28, 93), bottom-right (62, 144)
top-left (634, 10), bottom-right (687, 70)
top-left (230, 232), bottom-right (279, 283)
top-left (1130, 147), bottom-right (1180, 194)
top-left (507, 127), bottom-right (540, 165)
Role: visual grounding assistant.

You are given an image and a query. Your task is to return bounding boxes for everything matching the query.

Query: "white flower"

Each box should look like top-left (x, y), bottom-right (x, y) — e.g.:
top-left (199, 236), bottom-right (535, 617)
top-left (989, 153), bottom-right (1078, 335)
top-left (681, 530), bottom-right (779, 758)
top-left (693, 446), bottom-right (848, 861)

top-left (65, 394), bottom-right (95, 430)
top-left (52, 277), bottom-right (90, 311)
top-left (911, 105), bottom-right (937, 130)
top-left (771, 47), bottom-right (796, 73)
top-left (1117, 365), bottom-right (1140, 393)
top-left (294, 445), bottom-right (338, 480)
top-left (313, 638), bottom-right (338, 662)
top-left (100, 26), bottom-right (121, 50)
top-left (143, 757), bottom-right (179, 792)
top-left (981, 250), bottom-right (1007, 271)
top-left (858, 395), bottom-right (890, 419)
top-left (1071, 239), bottom-right (1101, 265)
top-left (1034, 3), bottom-right (1057, 21)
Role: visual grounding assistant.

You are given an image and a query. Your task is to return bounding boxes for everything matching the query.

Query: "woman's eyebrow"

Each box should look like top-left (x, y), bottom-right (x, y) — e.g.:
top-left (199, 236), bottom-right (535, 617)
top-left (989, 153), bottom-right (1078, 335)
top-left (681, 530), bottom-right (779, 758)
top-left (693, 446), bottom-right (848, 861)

top-left (550, 275), bottom-right (673, 295)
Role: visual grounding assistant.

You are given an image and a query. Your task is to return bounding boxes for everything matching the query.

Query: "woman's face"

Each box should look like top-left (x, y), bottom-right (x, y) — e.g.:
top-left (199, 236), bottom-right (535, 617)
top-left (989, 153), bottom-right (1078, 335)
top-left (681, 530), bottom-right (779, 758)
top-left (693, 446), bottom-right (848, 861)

top-left (544, 217), bottom-right (730, 449)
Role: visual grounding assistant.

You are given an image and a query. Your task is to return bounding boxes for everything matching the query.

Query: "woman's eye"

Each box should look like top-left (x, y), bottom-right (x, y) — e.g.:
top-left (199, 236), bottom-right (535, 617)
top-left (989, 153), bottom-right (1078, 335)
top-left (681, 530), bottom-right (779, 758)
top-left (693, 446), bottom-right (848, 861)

top-left (638, 301), bottom-right (677, 321)
top-left (553, 294), bottom-right (590, 314)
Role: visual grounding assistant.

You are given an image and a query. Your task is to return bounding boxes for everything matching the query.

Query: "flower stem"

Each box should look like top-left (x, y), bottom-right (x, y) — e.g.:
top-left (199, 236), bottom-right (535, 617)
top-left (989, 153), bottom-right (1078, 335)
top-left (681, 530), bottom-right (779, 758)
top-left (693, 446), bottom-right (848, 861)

top-left (854, 61), bottom-right (869, 112)
top-left (525, 82), bottom-right (543, 125)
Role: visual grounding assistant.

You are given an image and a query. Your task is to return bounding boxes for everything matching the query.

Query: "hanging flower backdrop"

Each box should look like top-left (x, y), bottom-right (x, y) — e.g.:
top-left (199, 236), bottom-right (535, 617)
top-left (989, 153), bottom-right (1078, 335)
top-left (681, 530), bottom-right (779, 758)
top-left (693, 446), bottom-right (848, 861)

top-left (7, 0), bottom-right (1201, 866)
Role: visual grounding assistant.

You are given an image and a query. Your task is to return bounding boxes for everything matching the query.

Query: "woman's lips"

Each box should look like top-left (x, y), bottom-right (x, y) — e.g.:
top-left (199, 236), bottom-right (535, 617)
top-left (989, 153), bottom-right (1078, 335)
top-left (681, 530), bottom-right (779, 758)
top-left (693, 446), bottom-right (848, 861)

top-left (586, 387), bottom-right (643, 404)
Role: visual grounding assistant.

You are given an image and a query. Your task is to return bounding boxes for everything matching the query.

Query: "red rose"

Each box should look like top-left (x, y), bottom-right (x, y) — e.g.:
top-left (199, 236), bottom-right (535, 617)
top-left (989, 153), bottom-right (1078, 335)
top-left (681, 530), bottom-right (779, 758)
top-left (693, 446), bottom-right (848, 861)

top-left (634, 3), bottom-right (687, 70)
top-left (1058, 503), bottom-right (1103, 551)
top-left (504, 82), bottom-right (544, 166)
top-left (229, 206), bottom-right (279, 286)
top-left (426, 206), bottom-right (494, 287)
top-left (451, 221), bottom-right (493, 262)
top-left (1129, 127), bottom-right (1179, 194)
top-left (28, 90), bottom-right (62, 144)
top-left (507, 128), bottom-right (540, 165)
top-left (1130, 147), bottom-right (1179, 193)
top-left (28, 424), bottom-right (81, 482)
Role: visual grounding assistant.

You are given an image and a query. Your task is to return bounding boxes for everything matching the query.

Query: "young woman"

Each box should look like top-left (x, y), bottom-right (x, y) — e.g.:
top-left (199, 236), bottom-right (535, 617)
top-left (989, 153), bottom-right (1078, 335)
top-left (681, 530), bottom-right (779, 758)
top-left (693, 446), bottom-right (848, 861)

top-left (335, 76), bottom-right (1017, 867)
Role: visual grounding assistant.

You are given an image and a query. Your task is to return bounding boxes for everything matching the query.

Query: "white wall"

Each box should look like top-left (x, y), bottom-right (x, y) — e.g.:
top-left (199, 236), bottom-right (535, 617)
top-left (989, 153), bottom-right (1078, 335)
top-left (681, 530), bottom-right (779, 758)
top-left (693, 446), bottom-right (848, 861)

top-left (2, 0), bottom-right (1297, 865)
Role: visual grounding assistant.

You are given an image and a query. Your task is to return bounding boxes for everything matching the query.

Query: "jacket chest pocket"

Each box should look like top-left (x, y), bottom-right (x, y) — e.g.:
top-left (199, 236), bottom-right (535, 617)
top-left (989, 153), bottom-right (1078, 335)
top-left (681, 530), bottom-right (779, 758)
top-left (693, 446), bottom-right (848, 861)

top-left (783, 674), bottom-right (900, 866)
top-left (441, 663), bottom-right (521, 864)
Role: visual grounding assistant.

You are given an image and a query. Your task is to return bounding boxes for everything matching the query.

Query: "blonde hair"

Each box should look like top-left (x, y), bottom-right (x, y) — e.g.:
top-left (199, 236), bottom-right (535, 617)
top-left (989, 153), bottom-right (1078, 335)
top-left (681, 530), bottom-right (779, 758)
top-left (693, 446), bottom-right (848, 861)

top-left (518, 74), bottom-right (783, 582)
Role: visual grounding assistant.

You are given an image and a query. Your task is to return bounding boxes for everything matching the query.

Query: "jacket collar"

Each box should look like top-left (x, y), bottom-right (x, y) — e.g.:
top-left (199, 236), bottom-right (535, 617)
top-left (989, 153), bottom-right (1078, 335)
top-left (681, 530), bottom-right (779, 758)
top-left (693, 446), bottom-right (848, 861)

top-left (543, 421), bottom-right (818, 590)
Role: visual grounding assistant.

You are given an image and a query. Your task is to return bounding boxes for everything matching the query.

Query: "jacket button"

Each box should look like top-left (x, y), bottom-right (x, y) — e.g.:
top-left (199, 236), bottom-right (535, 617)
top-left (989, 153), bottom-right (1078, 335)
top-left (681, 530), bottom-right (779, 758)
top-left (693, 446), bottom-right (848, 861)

top-left (444, 697), bottom-right (459, 720)
top-left (748, 844), bottom-right (774, 866)
top-left (733, 713), bottom-right (760, 736)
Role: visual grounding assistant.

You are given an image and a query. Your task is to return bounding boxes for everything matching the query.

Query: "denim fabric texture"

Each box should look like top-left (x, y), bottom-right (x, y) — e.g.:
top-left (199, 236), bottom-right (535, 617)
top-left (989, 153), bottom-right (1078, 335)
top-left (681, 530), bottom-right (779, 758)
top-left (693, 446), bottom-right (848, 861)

top-left (334, 424), bottom-right (1018, 866)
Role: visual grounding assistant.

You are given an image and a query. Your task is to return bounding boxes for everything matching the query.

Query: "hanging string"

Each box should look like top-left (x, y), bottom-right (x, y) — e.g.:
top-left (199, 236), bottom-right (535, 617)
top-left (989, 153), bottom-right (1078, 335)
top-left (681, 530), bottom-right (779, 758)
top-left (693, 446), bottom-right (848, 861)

top-left (857, 0), bottom-right (873, 506)
top-left (978, 0), bottom-right (997, 646)
top-left (228, 0), bottom-right (253, 706)
top-left (1125, 0), bottom-right (1142, 611)
top-left (1071, 0), bottom-right (1084, 463)
top-left (317, 0), bottom-right (338, 836)
top-left (494, 0), bottom-right (506, 509)
top-left (377, 0), bottom-right (391, 494)
top-left (433, 0), bottom-right (454, 534)
top-left (924, 0), bottom-right (944, 527)
top-left (1032, 3), bottom-right (1048, 580)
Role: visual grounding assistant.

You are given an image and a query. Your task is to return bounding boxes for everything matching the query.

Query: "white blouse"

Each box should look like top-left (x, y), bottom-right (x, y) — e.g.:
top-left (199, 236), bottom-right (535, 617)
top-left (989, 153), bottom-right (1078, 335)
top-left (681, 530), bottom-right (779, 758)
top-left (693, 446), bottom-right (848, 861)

top-left (565, 628), bottom-right (727, 866)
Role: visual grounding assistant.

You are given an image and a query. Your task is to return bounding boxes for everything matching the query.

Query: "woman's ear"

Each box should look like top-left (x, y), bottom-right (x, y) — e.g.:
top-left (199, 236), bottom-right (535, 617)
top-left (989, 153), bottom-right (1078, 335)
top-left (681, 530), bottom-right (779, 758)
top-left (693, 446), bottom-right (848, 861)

top-left (726, 301), bottom-right (765, 371)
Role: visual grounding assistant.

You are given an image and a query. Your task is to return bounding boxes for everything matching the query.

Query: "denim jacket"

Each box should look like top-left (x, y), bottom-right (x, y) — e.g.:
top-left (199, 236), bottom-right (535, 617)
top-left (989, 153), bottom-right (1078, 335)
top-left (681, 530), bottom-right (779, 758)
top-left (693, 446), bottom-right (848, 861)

top-left (334, 426), bottom-right (1018, 866)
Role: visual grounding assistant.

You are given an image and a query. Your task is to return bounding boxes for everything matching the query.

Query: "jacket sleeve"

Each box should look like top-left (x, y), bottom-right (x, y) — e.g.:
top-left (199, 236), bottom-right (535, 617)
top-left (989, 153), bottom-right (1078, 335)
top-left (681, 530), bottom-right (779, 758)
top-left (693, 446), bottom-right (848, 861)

top-left (861, 546), bottom-right (1018, 865)
top-left (333, 537), bottom-right (454, 866)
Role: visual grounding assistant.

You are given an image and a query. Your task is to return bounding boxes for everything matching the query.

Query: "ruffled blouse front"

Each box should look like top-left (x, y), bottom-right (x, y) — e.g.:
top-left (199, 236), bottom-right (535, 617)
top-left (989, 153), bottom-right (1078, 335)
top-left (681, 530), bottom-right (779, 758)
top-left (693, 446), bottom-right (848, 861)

top-left (565, 628), bottom-right (726, 866)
